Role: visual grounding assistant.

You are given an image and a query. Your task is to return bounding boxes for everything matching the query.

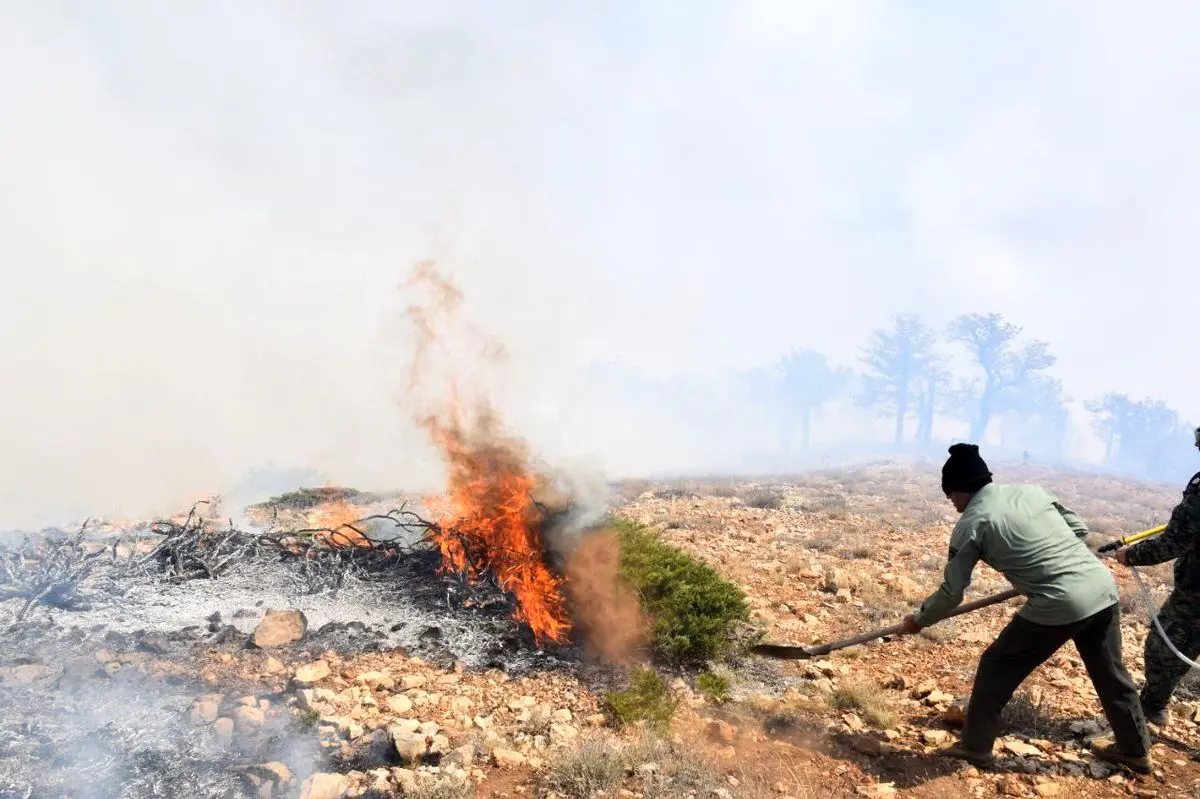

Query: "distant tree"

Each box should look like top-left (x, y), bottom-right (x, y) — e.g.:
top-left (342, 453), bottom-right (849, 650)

top-left (947, 313), bottom-right (1056, 442)
top-left (1084, 392), bottom-right (1136, 465)
top-left (755, 348), bottom-right (851, 453)
top-left (912, 359), bottom-right (952, 447)
top-left (1085, 393), bottom-right (1187, 478)
top-left (856, 314), bottom-right (940, 445)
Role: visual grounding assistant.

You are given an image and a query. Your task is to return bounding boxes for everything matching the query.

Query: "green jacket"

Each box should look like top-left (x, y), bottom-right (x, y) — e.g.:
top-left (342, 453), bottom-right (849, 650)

top-left (913, 483), bottom-right (1118, 627)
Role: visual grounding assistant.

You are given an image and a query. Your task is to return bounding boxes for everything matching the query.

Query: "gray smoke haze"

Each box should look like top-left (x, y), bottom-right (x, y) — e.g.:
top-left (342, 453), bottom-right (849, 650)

top-left (2, 2), bottom-right (1198, 529)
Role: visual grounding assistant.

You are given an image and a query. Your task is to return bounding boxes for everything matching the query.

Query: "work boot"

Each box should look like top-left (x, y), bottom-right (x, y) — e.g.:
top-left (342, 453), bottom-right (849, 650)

top-left (1090, 741), bottom-right (1153, 775)
top-left (936, 741), bottom-right (994, 767)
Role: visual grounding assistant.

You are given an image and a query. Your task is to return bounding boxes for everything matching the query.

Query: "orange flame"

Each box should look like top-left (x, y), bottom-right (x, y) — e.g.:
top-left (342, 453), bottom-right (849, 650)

top-left (307, 497), bottom-right (371, 548)
top-left (421, 397), bottom-right (571, 646)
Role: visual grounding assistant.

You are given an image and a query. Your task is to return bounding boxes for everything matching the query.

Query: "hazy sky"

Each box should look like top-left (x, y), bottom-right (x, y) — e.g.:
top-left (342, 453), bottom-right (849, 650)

top-left (1, 2), bottom-right (1197, 527)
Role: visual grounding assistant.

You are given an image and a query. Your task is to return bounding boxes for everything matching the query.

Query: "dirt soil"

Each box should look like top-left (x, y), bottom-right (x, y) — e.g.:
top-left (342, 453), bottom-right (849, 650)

top-left (5, 457), bottom-right (1197, 799)
top-left (608, 458), bottom-right (1198, 798)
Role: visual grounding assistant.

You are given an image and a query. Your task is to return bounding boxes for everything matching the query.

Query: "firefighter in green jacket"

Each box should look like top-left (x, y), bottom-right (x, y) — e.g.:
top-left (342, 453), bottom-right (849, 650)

top-left (899, 443), bottom-right (1153, 773)
top-left (1112, 426), bottom-right (1200, 728)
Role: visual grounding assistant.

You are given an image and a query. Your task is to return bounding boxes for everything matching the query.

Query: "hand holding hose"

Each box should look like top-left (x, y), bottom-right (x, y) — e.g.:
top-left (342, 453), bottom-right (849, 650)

top-left (1097, 524), bottom-right (1166, 557)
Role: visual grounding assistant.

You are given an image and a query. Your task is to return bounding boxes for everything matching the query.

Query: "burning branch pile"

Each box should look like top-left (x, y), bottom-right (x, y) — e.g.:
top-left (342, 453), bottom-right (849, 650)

top-left (422, 403), bottom-right (572, 647)
top-left (135, 502), bottom-right (440, 594)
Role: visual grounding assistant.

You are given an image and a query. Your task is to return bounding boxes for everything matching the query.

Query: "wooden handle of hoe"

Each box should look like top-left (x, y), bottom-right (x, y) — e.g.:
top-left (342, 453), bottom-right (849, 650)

top-left (812, 587), bottom-right (1022, 655)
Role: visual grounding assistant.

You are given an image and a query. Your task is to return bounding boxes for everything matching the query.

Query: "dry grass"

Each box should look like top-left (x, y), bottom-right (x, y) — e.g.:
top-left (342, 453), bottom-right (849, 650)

top-left (741, 488), bottom-right (785, 510)
top-left (827, 678), bottom-right (894, 728)
top-left (545, 735), bottom-right (628, 797)
top-left (406, 779), bottom-right (474, 799)
top-left (545, 731), bottom-right (724, 799)
top-left (726, 756), bottom-right (818, 798)
top-left (1001, 690), bottom-right (1050, 736)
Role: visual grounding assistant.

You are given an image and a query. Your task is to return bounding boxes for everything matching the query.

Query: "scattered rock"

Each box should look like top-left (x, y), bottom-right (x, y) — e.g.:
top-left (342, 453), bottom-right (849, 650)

top-left (400, 675), bottom-right (426, 690)
top-left (212, 718), bottom-right (235, 747)
top-left (1002, 739), bottom-right (1042, 758)
top-left (190, 696), bottom-right (222, 725)
top-left (294, 661), bottom-right (332, 686)
top-left (924, 690), bottom-right (954, 706)
top-left (492, 748), bottom-right (527, 768)
top-left (997, 775), bottom-right (1026, 796)
top-left (252, 609), bottom-right (308, 648)
top-left (391, 768), bottom-right (418, 793)
top-left (824, 567), bottom-right (851, 593)
top-left (911, 680), bottom-right (937, 699)
top-left (355, 671), bottom-right (395, 690)
top-left (921, 730), bottom-right (949, 745)
top-left (389, 726), bottom-right (428, 763)
top-left (386, 694), bottom-right (413, 715)
top-left (1069, 720), bottom-right (1101, 737)
top-left (233, 705), bottom-right (266, 730)
top-left (943, 700), bottom-right (967, 726)
top-left (298, 772), bottom-right (348, 799)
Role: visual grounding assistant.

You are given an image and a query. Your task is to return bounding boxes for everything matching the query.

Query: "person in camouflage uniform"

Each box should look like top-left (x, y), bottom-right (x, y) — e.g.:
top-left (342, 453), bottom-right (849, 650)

top-left (1114, 426), bottom-right (1200, 728)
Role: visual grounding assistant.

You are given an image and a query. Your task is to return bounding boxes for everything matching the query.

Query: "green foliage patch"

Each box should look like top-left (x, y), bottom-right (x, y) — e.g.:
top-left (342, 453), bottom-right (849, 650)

top-left (612, 517), bottom-right (750, 667)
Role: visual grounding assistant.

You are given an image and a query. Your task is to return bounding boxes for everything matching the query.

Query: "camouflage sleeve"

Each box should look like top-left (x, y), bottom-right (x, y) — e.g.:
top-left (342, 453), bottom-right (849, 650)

top-left (1125, 474), bottom-right (1200, 567)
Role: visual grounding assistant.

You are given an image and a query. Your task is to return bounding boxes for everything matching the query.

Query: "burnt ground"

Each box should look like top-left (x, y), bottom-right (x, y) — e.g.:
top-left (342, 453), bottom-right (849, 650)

top-left (0, 503), bottom-right (591, 798)
top-left (1, 457), bottom-right (1198, 798)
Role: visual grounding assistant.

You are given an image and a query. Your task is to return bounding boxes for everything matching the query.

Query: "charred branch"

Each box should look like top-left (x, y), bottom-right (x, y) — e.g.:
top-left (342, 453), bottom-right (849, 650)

top-left (0, 522), bottom-right (121, 623)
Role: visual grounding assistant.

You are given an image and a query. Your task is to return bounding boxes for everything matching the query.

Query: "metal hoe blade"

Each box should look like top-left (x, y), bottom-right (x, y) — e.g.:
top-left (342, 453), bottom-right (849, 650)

top-left (750, 588), bottom-right (1021, 660)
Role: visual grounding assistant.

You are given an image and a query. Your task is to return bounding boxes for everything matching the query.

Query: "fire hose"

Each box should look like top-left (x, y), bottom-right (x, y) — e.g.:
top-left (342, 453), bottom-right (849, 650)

top-left (1101, 525), bottom-right (1200, 671)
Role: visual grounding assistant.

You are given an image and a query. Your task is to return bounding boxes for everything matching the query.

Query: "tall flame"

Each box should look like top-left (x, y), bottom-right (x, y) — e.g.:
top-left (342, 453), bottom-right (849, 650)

top-left (421, 397), bottom-right (571, 645)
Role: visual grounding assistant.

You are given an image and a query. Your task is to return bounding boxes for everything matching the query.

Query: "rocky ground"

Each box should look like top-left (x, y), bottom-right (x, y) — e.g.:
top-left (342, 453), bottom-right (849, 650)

top-left (614, 458), bottom-right (1197, 798)
top-left (2, 457), bottom-right (1197, 798)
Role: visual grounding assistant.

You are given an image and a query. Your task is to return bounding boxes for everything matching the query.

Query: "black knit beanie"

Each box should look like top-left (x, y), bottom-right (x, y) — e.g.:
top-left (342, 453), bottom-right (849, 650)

top-left (941, 443), bottom-right (993, 495)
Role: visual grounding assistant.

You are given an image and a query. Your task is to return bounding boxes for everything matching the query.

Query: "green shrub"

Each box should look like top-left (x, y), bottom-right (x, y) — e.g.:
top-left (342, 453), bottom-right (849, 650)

top-left (604, 667), bottom-right (677, 731)
top-left (613, 517), bottom-right (750, 666)
top-left (262, 486), bottom-right (363, 510)
top-left (695, 671), bottom-right (731, 703)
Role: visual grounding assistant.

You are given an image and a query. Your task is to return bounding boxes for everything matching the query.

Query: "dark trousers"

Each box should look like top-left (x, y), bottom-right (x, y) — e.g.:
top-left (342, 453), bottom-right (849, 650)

top-left (962, 603), bottom-right (1151, 757)
top-left (1141, 590), bottom-right (1200, 714)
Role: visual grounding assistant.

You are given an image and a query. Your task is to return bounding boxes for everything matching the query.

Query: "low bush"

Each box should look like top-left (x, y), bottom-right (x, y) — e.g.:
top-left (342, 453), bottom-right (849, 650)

top-left (262, 486), bottom-right (363, 510)
top-left (604, 667), bottom-right (677, 732)
top-left (612, 517), bottom-right (750, 666)
top-left (545, 736), bottom-right (628, 797)
top-left (741, 488), bottom-right (784, 510)
top-left (695, 671), bottom-right (732, 703)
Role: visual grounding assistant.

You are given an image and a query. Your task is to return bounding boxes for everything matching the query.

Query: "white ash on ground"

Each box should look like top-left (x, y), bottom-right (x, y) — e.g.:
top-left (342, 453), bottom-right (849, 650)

top-left (4, 461), bottom-right (1200, 799)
